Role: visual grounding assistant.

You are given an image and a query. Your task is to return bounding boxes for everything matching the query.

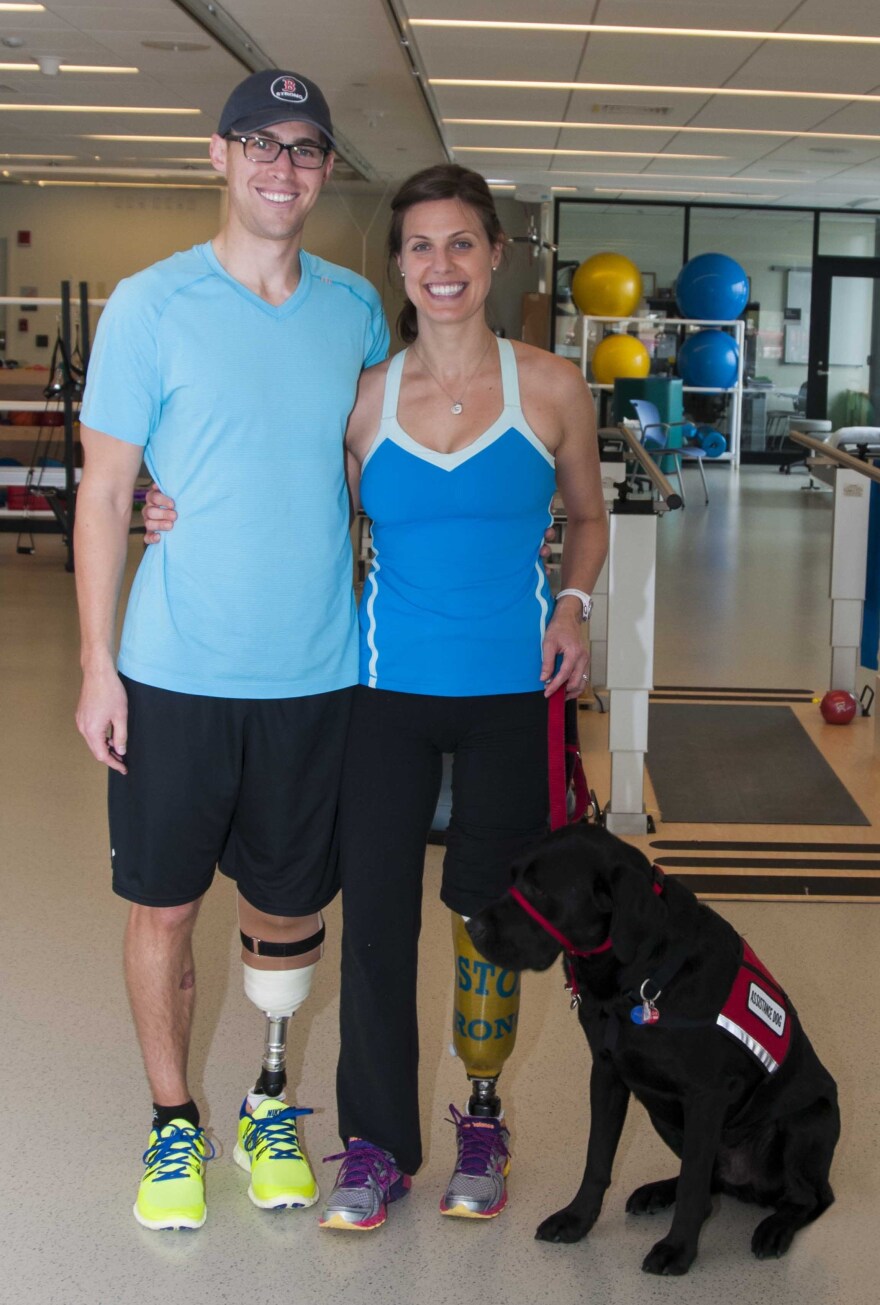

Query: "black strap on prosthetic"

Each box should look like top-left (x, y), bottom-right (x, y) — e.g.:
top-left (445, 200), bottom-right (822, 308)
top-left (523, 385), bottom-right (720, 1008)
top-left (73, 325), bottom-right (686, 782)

top-left (240, 922), bottom-right (325, 958)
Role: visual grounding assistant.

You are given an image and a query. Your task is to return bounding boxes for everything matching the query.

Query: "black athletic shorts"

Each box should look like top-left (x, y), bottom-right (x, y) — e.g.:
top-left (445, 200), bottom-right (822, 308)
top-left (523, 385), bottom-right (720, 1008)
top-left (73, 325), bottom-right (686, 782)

top-left (108, 675), bottom-right (354, 913)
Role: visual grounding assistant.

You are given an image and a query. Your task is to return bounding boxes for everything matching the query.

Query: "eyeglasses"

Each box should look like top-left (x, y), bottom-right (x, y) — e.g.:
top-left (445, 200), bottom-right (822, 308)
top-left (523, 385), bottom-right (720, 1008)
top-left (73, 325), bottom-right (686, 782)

top-left (227, 134), bottom-right (330, 170)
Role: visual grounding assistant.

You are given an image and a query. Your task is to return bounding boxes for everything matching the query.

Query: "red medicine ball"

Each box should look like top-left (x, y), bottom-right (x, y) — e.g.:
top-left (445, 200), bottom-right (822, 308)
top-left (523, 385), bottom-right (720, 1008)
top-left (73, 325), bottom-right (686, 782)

top-left (819, 690), bottom-right (858, 725)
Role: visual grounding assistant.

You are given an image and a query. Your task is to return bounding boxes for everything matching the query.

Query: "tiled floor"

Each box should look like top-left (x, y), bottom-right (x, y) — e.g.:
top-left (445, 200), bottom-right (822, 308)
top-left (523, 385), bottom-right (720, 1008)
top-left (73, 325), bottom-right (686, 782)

top-left (1, 466), bottom-right (876, 1305)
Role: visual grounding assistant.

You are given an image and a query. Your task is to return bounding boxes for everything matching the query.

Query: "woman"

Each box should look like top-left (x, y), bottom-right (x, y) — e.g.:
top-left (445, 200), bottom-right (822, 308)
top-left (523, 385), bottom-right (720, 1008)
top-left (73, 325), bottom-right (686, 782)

top-left (321, 165), bottom-right (606, 1232)
top-left (143, 164), bottom-right (608, 1232)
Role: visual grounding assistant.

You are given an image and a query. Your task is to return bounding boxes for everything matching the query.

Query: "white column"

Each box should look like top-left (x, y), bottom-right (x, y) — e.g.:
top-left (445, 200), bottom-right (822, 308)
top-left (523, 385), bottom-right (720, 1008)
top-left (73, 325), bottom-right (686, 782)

top-left (604, 508), bottom-right (657, 835)
top-left (829, 466), bottom-right (870, 694)
top-left (588, 455), bottom-right (625, 690)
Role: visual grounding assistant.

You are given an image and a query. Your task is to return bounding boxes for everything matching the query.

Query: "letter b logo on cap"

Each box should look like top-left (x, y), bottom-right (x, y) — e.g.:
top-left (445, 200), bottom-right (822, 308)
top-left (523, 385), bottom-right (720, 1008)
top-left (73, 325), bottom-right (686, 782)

top-left (271, 76), bottom-right (308, 105)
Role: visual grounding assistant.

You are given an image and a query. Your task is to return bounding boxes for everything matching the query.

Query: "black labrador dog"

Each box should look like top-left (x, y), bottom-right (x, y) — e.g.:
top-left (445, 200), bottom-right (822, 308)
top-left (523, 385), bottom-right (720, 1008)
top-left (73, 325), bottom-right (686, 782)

top-left (467, 824), bottom-right (839, 1276)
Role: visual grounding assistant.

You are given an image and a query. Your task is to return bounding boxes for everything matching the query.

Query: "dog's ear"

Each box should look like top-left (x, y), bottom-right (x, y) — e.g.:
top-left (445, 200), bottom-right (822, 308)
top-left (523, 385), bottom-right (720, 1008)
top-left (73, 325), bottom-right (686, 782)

top-left (608, 852), bottom-right (666, 966)
top-left (515, 861), bottom-right (556, 916)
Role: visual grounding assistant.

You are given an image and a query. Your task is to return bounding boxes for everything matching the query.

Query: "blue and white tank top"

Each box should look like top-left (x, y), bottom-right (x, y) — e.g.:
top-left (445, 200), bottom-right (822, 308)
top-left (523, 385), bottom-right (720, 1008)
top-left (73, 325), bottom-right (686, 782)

top-left (358, 336), bottom-right (556, 696)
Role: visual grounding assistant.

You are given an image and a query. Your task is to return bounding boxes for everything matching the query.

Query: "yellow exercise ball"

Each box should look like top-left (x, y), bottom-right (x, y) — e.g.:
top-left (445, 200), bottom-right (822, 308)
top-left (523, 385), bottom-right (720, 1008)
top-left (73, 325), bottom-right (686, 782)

top-left (591, 333), bottom-right (650, 383)
top-left (572, 252), bottom-right (643, 318)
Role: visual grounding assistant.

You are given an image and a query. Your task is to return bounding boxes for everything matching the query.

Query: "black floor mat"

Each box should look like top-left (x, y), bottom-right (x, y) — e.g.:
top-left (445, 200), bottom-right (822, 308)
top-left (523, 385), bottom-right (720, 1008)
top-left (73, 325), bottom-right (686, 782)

top-left (646, 704), bottom-right (869, 826)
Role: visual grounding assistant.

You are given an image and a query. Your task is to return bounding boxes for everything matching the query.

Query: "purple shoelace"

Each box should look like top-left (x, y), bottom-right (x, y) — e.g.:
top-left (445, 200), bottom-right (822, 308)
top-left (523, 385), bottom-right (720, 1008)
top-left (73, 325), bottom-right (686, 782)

top-left (447, 1104), bottom-right (508, 1175)
top-left (323, 1140), bottom-right (396, 1188)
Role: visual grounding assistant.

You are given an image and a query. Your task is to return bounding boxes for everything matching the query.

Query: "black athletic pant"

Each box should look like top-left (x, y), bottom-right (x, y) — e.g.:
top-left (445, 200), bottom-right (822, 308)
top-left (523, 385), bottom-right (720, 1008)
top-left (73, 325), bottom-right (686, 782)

top-left (336, 685), bottom-right (549, 1175)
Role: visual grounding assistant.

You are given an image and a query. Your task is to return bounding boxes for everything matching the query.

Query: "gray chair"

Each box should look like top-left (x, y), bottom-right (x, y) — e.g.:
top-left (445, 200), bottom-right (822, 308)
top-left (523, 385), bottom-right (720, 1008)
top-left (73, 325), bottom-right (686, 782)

top-left (628, 398), bottom-right (710, 506)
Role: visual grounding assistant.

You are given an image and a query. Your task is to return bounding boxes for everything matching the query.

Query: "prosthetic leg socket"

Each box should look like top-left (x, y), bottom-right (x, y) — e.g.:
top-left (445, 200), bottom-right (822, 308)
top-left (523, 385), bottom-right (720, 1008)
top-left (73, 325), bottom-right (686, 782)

top-left (451, 913), bottom-right (521, 1117)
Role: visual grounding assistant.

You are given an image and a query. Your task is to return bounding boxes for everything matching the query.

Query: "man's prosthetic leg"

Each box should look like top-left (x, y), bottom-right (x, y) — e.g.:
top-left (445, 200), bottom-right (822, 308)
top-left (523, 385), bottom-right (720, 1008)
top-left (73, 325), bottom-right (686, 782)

top-left (234, 916), bottom-right (325, 1210)
top-left (444, 914), bottom-right (520, 1218)
top-left (451, 913), bottom-right (520, 1113)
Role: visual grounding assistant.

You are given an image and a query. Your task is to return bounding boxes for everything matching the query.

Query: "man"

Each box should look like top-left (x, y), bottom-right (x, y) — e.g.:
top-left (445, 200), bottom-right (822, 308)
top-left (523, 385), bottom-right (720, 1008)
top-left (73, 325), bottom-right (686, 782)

top-left (74, 68), bottom-right (388, 1231)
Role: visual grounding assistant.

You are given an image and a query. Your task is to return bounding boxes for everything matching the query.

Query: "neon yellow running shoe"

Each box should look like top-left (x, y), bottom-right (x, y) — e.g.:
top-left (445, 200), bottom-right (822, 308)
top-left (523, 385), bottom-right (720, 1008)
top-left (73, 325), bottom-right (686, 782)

top-left (134, 1121), bottom-right (214, 1231)
top-left (234, 1098), bottom-right (318, 1209)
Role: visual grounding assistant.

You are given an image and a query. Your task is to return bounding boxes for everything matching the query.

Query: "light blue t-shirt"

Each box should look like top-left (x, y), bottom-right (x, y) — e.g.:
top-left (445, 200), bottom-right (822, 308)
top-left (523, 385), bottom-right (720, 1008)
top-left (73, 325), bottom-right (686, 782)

top-left (81, 242), bottom-right (388, 698)
top-left (358, 338), bottom-right (556, 696)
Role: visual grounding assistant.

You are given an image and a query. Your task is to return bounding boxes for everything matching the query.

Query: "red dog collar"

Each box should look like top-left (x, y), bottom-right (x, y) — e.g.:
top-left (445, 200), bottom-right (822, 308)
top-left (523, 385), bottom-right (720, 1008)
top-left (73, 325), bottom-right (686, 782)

top-left (508, 885), bottom-right (613, 959)
top-left (508, 867), bottom-right (665, 1005)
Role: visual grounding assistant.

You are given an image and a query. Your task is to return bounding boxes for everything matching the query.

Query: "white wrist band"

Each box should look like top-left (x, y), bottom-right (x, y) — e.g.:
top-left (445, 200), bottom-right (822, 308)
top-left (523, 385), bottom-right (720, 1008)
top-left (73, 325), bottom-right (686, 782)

top-left (556, 588), bottom-right (593, 621)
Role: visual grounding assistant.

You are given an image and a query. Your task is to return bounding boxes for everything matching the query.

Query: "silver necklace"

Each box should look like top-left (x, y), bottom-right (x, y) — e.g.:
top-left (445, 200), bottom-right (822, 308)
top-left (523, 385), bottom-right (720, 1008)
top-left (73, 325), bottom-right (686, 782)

top-left (412, 335), bottom-right (493, 415)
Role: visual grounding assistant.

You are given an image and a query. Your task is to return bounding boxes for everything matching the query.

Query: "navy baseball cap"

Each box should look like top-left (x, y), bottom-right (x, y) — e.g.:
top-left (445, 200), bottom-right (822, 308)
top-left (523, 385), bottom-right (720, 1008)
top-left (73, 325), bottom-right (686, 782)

top-left (217, 69), bottom-right (336, 147)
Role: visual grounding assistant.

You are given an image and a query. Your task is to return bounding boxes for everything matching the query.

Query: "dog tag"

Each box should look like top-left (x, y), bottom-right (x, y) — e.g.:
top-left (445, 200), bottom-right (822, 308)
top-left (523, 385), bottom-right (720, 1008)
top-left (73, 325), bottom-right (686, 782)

top-left (632, 979), bottom-right (661, 1025)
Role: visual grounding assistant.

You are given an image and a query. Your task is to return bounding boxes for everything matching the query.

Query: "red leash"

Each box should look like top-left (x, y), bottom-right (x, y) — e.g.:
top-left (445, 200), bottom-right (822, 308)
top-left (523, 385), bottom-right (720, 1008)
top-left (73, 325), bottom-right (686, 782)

top-left (547, 688), bottom-right (589, 831)
top-left (547, 688), bottom-right (569, 831)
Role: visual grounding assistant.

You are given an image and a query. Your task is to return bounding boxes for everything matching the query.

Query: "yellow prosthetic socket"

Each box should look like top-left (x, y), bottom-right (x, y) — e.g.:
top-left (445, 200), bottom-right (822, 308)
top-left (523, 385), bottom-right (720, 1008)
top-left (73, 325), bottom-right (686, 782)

top-left (451, 913), bottom-right (521, 1115)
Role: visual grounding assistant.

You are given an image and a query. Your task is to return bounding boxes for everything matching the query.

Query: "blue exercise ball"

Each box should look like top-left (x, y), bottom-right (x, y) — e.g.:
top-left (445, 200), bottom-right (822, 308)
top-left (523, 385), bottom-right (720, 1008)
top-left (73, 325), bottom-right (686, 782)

top-left (677, 330), bottom-right (739, 389)
top-left (675, 252), bottom-right (749, 321)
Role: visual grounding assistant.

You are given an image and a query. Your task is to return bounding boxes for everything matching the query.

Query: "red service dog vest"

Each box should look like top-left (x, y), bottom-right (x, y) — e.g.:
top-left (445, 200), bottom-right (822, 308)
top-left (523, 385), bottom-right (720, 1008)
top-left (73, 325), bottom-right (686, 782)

top-left (716, 942), bottom-right (791, 1074)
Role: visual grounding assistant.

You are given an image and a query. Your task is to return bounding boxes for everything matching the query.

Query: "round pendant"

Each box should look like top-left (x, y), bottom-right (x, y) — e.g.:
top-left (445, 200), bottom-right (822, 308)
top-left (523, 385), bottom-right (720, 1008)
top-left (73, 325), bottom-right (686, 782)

top-left (450, 402), bottom-right (463, 415)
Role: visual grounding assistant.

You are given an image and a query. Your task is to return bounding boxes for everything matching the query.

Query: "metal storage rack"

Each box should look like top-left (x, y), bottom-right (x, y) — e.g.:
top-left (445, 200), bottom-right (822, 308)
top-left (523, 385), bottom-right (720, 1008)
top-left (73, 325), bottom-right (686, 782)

top-left (0, 282), bottom-right (102, 570)
top-left (579, 314), bottom-right (746, 467)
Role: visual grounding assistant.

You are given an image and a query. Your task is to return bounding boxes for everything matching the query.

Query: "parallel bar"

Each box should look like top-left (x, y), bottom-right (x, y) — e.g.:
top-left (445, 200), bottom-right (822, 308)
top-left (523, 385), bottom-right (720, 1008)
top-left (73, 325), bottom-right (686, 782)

top-left (789, 429), bottom-right (880, 483)
top-left (678, 874), bottom-right (880, 898)
top-left (61, 280), bottom-right (76, 573)
top-left (657, 859), bottom-right (880, 873)
top-left (654, 684), bottom-right (813, 694)
top-left (651, 839), bottom-right (880, 853)
top-left (614, 422), bottom-right (681, 509)
top-left (649, 693), bottom-right (814, 703)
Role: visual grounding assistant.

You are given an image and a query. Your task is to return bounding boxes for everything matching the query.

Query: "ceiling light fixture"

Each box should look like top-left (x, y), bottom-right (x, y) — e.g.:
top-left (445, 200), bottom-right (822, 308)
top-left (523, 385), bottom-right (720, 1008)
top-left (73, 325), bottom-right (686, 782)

top-left (432, 79), bottom-right (880, 105)
top-left (85, 135), bottom-right (210, 143)
top-left (141, 41), bottom-right (210, 53)
top-left (6, 165), bottom-right (216, 177)
top-left (594, 187), bottom-right (782, 199)
top-left (454, 146), bottom-right (726, 160)
top-left (0, 4), bottom-right (46, 11)
top-left (0, 151), bottom-right (76, 159)
top-left (411, 19), bottom-right (880, 47)
top-left (0, 104), bottom-right (199, 114)
top-left (0, 61), bottom-right (139, 73)
top-left (559, 170), bottom-right (806, 184)
top-left (443, 117), bottom-right (880, 145)
top-left (31, 179), bottom-right (222, 189)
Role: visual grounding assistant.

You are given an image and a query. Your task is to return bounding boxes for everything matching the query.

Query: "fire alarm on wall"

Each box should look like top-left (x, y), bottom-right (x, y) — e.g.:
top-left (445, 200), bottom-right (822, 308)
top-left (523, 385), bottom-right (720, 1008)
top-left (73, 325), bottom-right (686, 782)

top-left (17, 231), bottom-right (31, 246)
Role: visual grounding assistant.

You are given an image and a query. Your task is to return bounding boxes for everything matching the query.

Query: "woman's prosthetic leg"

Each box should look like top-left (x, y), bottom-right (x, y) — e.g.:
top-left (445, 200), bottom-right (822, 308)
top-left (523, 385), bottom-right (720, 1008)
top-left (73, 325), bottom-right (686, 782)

top-left (451, 913), bottom-right (521, 1115)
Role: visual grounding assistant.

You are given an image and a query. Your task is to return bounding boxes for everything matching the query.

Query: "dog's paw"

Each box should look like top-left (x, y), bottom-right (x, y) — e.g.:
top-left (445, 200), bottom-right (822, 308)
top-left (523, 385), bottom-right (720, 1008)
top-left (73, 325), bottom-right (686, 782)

top-left (535, 1206), bottom-right (597, 1244)
top-left (751, 1213), bottom-right (797, 1260)
top-left (626, 1179), bottom-right (678, 1215)
top-left (641, 1238), bottom-right (695, 1276)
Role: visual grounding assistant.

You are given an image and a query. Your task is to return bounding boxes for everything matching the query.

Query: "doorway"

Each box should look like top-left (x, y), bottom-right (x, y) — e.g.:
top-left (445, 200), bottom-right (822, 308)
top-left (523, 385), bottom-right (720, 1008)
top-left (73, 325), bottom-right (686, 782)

top-left (808, 255), bottom-right (880, 426)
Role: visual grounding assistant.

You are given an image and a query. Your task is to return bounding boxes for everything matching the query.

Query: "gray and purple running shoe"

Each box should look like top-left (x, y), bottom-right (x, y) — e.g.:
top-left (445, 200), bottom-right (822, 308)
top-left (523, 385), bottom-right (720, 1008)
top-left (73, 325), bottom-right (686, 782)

top-left (440, 1104), bottom-right (510, 1219)
top-left (319, 1139), bottom-right (411, 1231)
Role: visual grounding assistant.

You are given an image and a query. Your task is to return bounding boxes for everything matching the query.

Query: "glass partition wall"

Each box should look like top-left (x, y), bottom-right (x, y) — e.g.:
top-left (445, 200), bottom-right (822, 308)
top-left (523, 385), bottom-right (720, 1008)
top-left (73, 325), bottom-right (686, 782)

top-left (553, 200), bottom-right (880, 461)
